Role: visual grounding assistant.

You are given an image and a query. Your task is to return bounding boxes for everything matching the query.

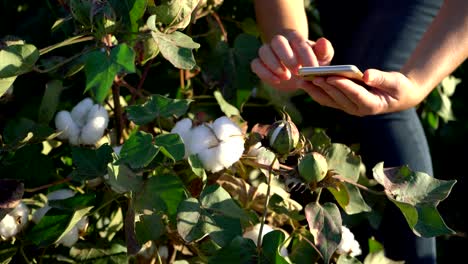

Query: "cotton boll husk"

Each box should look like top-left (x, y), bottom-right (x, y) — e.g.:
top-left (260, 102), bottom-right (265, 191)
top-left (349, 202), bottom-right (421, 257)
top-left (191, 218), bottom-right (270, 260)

top-left (212, 116), bottom-right (243, 141)
top-left (57, 226), bottom-right (79, 247)
top-left (197, 146), bottom-right (224, 173)
top-left (0, 202), bottom-right (29, 239)
top-left (79, 104), bottom-right (109, 145)
top-left (188, 124), bottom-right (218, 155)
top-left (70, 97), bottom-right (94, 128)
top-left (171, 118), bottom-right (193, 158)
top-left (217, 137), bottom-right (245, 168)
top-left (55, 111), bottom-right (80, 142)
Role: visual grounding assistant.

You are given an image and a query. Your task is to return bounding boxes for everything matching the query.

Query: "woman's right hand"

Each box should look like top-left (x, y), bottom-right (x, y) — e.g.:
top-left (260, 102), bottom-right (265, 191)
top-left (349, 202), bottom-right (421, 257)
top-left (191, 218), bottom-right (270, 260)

top-left (250, 32), bottom-right (335, 92)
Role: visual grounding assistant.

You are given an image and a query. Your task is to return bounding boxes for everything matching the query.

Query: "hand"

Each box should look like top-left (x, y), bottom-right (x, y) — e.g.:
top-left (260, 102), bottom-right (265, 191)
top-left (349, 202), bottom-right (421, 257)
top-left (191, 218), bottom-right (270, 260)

top-left (302, 69), bottom-right (427, 116)
top-left (250, 32), bottom-right (334, 92)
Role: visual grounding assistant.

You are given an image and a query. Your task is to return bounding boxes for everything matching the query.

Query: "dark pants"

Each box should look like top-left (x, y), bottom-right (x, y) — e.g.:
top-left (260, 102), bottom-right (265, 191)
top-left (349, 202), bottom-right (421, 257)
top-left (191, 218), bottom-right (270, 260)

top-left (315, 0), bottom-right (443, 263)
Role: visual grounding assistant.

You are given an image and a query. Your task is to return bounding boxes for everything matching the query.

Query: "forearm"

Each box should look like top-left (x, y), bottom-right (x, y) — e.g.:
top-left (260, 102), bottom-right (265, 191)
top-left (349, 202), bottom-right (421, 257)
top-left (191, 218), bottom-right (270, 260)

top-left (402, 0), bottom-right (468, 96)
top-left (253, 0), bottom-right (309, 42)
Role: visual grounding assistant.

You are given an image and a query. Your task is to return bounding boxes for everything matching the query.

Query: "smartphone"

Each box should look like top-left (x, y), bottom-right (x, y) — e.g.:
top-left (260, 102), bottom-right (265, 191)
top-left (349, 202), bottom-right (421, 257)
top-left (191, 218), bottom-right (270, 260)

top-left (298, 65), bottom-right (364, 81)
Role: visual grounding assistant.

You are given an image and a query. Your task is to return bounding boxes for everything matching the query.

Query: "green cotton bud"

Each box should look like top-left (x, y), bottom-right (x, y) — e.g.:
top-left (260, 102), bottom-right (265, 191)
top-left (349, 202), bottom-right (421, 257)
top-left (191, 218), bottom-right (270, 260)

top-left (298, 152), bottom-right (328, 184)
top-left (267, 120), bottom-right (300, 155)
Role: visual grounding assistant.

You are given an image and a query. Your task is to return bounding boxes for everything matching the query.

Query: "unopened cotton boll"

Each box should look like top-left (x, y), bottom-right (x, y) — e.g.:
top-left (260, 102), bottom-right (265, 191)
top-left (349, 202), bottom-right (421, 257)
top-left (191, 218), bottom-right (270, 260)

top-left (70, 97), bottom-right (94, 128)
top-left (337, 226), bottom-right (362, 257)
top-left (0, 202), bottom-right (29, 239)
top-left (55, 111), bottom-right (80, 144)
top-left (79, 104), bottom-right (109, 145)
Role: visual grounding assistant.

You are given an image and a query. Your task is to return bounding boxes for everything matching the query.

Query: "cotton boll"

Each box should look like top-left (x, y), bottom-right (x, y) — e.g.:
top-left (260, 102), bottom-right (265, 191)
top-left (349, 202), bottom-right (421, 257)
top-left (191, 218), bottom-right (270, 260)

top-left (0, 202), bottom-right (29, 239)
top-left (71, 98), bottom-right (94, 128)
top-left (171, 118), bottom-right (193, 158)
top-left (79, 104), bottom-right (109, 145)
top-left (55, 111), bottom-right (80, 142)
top-left (57, 226), bottom-right (79, 247)
top-left (198, 146), bottom-right (224, 173)
top-left (337, 226), bottom-right (362, 257)
top-left (212, 116), bottom-right (243, 141)
top-left (75, 216), bottom-right (88, 232)
top-left (217, 137), bottom-right (245, 168)
top-left (188, 124), bottom-right (218, 155)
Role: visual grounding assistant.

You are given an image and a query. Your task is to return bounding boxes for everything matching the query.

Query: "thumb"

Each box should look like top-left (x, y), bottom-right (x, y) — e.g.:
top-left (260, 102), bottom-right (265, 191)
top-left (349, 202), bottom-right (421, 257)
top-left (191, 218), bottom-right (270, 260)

top-left (363, 69), bottom-right (399, 91)
top-left (312, 37), bottom-right (334, 66)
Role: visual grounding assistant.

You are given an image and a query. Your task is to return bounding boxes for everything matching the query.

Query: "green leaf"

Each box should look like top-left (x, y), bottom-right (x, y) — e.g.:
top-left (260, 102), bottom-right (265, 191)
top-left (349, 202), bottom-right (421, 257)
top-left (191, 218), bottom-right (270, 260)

top-left (69, 0), bottom-right (93, 27)
top-left (84, 44), bottom-right (136, 103)
top-left (126, 94), bottom-right (192, 125)
top-left (0, 144), bottom-right (55, 188)
top-left (337, 255), bottom-right (363, 264)
top-left (177, 185), bottom-right (246, 247)
top-left (0, 44), bottom-right (39, 78)
top-left (38, 80), bottom-right (65, 124)
top-left (106, 161), bottom-right (143, 193)
top-left (325, 143), bottom-right (361, 182)
top-left (28, 206), bottom-right (93, 246)
top-left (2, 118), bottom-right (55, 147)
top-left (150, 29), bottom-right (200, 70)
top-left (260, 230), bottom-right (289, 264)
top-left (305, 202), bottom-right (342, 264)
top-left (363, 250), bottom-right (404, 264)
top-left (327, 182), bottom-right (371, 215)
top-left (188, 154), bottom-right (207, 184)
top-left (214, 90), bottom-right (241, 117)
top-left (72, 144), bottom-right (113, 181)
top-left (0, 76), bottom-right (16, 97)
top-left (134, 174), bottom-right (187, 220)
top-left (288, 230), bottom-right (321, 264)
top-left (117, 131), bottom-right (159, 169)
top-left (372, 162), bottom-right (456, 237)
top-left (208, 236), bottom-right (257, 264)
top-left (70, 243), bottom-right (129, 263)
top-left (155, 133), bottom-right (185, 162)
top-left (268, 194), bottom-right (305, 221)
top-left (135, 213), bottom-right (165, 244)
top-left (151, 0), bottom-right (199, 30)
top-left (110, 0), bottom-right (147, 33)
top-left (48, 193), bottom-right (96, 211)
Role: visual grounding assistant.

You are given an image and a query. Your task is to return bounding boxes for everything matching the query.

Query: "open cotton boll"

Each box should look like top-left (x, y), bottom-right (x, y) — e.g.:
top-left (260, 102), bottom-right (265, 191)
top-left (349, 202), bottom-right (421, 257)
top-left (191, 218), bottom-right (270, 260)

top-left (79, 104), bottom-right (109, 145)
top-left (188, 124), bottom-right (218, 155)
top-left (70, 97), bottom-right (94, 128)
top-left (198, 146), bottom-right (224, 173)
top-left (55, 111), bottom-right (80, 144)
top-left (337, 226), bottom-right (362, 257)
top-left (212, 116), bottom-right (243, 141)
top-left (217, 137), bottom-right (245, 168)
top-left (171, 118), bottom-right (193, 158)
top-left (57, 225), bottom-right (80, 247)
top-left (0, 202), bottom-right (29, 239)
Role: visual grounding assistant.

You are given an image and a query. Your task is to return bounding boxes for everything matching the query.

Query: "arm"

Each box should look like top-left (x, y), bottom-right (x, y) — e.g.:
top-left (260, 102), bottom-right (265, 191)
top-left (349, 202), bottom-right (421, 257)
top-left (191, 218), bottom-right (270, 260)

top-left (307, 0), bottom-right (468, 116)
top-left (250, 0), bottom-right (334, 91)
top-left (402, 0), bottom-right (468, 96)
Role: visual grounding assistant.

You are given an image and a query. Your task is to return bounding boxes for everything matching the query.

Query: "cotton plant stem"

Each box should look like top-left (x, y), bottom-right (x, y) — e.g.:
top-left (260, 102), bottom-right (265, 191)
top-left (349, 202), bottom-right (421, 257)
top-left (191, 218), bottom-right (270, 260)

top-left (257, 156), bottom-right (278, 252)
top-left (112, 84), bottom-right (123, 144)
top-left (24, 177), bottom-right (71, 193)
top-left (39, 34), bottom-right (93, 55)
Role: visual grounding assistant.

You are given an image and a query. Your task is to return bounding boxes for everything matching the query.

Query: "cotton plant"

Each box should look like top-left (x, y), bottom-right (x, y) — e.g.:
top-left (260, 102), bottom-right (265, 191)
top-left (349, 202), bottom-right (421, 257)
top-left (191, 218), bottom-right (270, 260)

top-left (171, 116), bottom-right (245, 173)
top-left (55, 97), bottom-right (109, 146)
top-left (243, 223), bottom-right (289, 257)
top-left (32, 189), bottom-right (88, 247)
top-left (337, 226), bottom-right (362, 257)
top-left (0, 202), bottom-right (29, 240)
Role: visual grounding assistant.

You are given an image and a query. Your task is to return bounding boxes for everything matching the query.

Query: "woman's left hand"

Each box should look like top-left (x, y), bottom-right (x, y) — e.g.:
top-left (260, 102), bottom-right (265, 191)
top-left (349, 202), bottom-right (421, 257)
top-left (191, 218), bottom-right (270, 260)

top-left (301, 69), bottom-right (428, 116)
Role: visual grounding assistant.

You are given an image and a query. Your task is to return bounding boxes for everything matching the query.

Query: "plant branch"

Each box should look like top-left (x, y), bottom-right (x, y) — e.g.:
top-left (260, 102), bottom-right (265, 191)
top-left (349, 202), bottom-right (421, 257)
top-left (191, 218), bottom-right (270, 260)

top-left (332, 174), bottom-right (386, 196)
top-left (132, 58), bottom-right (154, 104)
top-left (257, 156), bottom-right (278, 252)
top-left (115, 77), bottom-right (146, 99)
top-left (33, 49), bottom-right (89, 73)
top-left (301, 234), bottom-right (324, 259)
top-left (24, 177), bottom-right (71, 193)
top-left (112, 84), bottom-right (123, 144)
top-left (211, 12), bottom-right (228, 42)
top-left (39, 35), bottom-right (94, 55)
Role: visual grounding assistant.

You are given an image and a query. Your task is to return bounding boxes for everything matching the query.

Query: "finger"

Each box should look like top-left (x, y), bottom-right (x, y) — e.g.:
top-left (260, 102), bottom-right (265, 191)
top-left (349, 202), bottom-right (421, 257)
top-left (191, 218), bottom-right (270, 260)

top-left (290, 39), bottom-right (319, 67)
top-left (258, 44), bottom-right (291, 80)
top-left (250, 58), bottom-right (281, 84)
top-left (270, 35), bottom-right (300, 73)
top-left (313, 77), bottom-right (359, 112)
top-left (326, 77), bottom-right (384, 115)
top-left (363, 69), bottom-right (399, 93)
top-left (300, 80), bottom-right (338, 108)
top-left (312, 37), bottom-right (334, 66)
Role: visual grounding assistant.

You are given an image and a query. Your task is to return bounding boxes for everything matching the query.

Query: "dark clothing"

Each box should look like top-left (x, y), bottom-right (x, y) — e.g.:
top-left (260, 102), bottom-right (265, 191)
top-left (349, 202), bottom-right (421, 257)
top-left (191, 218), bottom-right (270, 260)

top-left (315, 0), bottom-right (443, 263)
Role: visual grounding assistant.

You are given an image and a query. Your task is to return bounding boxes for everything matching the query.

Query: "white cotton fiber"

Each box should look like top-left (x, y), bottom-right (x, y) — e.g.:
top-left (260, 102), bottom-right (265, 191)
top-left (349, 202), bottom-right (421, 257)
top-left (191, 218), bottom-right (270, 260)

top-left (0, 202), bottom-right (29, 239)
top-left (55, 111), bottom-right (80, 143)
top-left (188, 124), bottom-right (217, 155)
top-left (79, 104), bottom-right (109, 145)
top-left (212, 116), bottom-right (243, 141)
top-left (70, 97), bottom-right (94, 128)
